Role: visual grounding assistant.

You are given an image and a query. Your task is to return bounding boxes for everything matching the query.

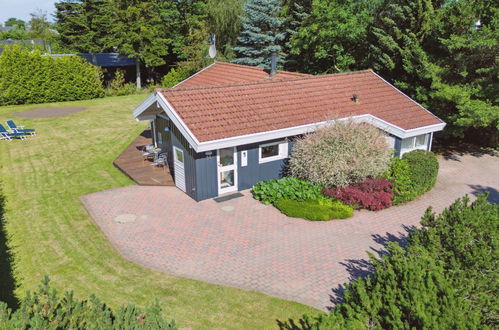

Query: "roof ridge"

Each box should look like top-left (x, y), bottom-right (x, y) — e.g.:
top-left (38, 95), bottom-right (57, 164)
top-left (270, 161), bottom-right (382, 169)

top-left (214, 60), bottom-right (310, 76)
top-left (160, 69), bottom-right (374, 93)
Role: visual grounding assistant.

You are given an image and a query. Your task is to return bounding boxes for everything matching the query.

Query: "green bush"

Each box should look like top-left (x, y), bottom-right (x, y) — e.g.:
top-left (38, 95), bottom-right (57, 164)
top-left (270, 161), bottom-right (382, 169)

top-left (105, 69), bottom-right (137, 96)
top-left (290, 121), bottom-right (392, 187)
top-left (0, 276), bottom-right (177, 329)
top-left (0, 45), bottom-right (104, 105)
top-left (295, 194), bottom-right (496, 328)
top-left (161, 67), bottom-right (190, 88)
top-left (402, 150), bottom-right (439, 195)
top-left (384, 157), bottom-right (417, 204)
top-left (251, 177), bottom-right (323, 205)
top-left (275, 198), bottom-right (353, 221)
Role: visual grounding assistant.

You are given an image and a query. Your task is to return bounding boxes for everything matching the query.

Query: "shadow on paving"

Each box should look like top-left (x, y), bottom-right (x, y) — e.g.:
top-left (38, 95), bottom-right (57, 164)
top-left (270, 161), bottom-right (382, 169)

top-left (0, 188), bottom-right (18, 309)
top-left (432, 142), bottom-right (497, 161)
top-left (276, 227), bottom-right (416, 329)
top-left (468, 185), bottom-right (499, 204)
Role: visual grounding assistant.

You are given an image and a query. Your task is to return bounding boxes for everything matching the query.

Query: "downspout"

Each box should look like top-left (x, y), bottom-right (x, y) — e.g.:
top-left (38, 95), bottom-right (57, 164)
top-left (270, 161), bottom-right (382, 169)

top-left (428, 132), bottom-right (433, 151)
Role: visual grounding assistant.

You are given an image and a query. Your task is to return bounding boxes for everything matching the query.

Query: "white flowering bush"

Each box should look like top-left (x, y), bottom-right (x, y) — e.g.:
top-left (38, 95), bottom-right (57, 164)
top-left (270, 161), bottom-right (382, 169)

top-left (289, 121), bottom-right (392, 187)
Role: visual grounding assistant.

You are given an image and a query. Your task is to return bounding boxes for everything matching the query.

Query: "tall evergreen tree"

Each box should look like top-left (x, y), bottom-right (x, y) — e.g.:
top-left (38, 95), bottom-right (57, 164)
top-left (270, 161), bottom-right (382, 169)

top-left (232, 0), bottom-right (286, 68)
top-left (206, 0), bottom-right (244, 59)
top-left (281, 0), bottom-right (311, 71)
top-left (55, 0), bottom-right (115, 53)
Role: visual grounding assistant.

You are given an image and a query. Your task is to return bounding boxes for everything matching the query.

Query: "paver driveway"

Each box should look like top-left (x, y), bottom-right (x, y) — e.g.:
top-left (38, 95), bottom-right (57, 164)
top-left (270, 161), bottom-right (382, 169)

top-left (81, 152), bottom-right (498, 310)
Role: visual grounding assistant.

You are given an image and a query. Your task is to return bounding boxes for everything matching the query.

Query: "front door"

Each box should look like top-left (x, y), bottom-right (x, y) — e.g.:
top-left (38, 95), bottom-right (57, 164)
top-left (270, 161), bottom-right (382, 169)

top-left (217, 147), bottom-right (238, 195)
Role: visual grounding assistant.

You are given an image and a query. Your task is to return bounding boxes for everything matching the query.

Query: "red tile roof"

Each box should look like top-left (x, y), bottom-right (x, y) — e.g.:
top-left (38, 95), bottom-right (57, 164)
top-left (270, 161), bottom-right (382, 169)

top-left (161, 69), bottom-right (443, 143)
top-left (174, 61), bottom-right (310, 88)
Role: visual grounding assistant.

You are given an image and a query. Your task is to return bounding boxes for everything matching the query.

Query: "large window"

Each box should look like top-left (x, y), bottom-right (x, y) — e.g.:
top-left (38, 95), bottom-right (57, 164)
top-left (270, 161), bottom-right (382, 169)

top-left (258, 141), bottom-right (288, 163)
top-left (401, 134), bottom-right (428, 155)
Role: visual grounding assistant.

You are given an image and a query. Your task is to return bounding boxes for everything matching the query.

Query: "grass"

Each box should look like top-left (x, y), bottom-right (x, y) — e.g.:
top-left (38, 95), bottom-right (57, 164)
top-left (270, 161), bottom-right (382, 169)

top-left (0, 95), bottom-right (319, 328)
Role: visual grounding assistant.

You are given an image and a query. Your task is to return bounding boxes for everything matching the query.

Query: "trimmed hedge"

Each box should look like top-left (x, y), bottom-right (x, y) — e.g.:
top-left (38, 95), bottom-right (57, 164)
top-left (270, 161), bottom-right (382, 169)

top-left (402, 150), bottom-right (439, 196)
top-left (0, 276), bottom-right (177, 329)
top-left (252, 177), bottom-right (323, 205)
top-left (384, 157), bottom-right (417, 204)
top-left (275, 198), bottom-right (353, 221)
top-left (0, 45), bottom-right (104, 105)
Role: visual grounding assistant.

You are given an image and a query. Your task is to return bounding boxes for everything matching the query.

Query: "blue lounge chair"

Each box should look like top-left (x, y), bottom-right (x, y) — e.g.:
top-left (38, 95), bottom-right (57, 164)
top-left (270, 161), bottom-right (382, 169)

top-left (0, 124), bottom-right (26, 140)
top-left (6, 120), bottom-right (36, 136)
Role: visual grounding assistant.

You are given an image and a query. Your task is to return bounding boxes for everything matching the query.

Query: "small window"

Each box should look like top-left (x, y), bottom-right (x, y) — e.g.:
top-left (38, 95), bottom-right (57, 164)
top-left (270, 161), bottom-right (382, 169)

top-left (415, 134), bottom-right (427, 147)
top-left (258, 141), bottom-right (288, 164)
top-left (174, 148), bottom-right (184, 163)
top-left (401, 137), bottom-right (415, 150)
top-left (261, 144), bottom-right (279, 158)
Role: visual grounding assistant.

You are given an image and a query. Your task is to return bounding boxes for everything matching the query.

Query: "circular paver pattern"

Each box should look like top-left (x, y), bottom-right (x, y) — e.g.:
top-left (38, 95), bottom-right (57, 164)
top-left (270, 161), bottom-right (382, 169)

top-left (14, 107), bottom-right (87, 119)
top-left (114, 214), bottom-right (137, 224)
top-left (221, 205), bottom-right (235, 212)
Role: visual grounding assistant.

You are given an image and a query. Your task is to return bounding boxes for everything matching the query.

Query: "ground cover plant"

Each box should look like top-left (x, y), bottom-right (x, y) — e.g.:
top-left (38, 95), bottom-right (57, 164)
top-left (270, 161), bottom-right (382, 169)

top-left (0, 277), bottom-right (177, 329)
top-left (252, 177), bottom-right (323, 205)
top-left (0, 95), bottom-right (318, 328)
top-left (293, 194), bottom-right (498, 328)
top-left (290, 121), bottom-right (392, 187)
top-left (0, 46), bottom-right (104, 106)
top-left (275, 198), bottom-right (353, 221)
top-left (323, 178), bottom-right (394, 211)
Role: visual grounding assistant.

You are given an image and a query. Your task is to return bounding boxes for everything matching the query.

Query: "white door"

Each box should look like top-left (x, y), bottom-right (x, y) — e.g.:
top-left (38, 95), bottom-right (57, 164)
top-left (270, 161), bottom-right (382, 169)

top-left (173, 146), bottom-right (186, 192)
top-left (217, 147), bottom-right (238, 195)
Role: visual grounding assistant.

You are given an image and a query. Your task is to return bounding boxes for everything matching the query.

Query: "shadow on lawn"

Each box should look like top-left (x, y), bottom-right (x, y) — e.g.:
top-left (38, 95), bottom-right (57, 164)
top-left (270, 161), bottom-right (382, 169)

top-left (0, 188), bottom-right (18, 309)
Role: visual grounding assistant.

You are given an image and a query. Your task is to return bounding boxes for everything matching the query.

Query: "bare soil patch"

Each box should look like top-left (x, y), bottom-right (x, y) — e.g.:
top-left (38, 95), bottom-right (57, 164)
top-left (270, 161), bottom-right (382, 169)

top-left (14, 107), bottom-right (87, 118)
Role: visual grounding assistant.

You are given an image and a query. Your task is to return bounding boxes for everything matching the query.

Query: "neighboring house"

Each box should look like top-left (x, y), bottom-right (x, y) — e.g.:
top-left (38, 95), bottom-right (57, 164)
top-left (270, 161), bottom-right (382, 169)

top-left (132, 61), bottom-right (445, 201)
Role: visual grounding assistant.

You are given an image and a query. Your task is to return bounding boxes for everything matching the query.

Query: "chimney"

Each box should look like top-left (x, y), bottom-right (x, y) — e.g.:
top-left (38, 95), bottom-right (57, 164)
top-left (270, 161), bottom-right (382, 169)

top-left (270, 51), bottom-right (278, 77)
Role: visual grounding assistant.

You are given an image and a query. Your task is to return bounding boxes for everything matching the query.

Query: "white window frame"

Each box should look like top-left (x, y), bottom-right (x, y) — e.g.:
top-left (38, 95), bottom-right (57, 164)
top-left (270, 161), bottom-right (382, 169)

top-left (400, 134), bottom-right (428, 156)
top-left (258, 141), bottom-right (288, 164)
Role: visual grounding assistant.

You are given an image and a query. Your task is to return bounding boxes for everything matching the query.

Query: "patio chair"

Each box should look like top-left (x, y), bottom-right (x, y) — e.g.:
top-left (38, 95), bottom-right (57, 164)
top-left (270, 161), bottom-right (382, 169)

top-left (151, 153), bottom-right (168, 170)
top-left (0, 125), bottom-right (26, 140)
top-left (6, 120), bottom-right (36, 136)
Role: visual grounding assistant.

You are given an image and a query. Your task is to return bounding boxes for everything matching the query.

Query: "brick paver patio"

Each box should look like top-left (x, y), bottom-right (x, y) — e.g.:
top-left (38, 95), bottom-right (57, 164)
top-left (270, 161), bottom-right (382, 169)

top-left (81, 152), bottom-right (498, 310)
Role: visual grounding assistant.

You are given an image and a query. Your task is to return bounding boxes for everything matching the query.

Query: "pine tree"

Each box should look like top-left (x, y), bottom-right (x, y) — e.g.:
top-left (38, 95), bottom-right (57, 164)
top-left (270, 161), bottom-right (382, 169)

top-left (281, 0), bottom-right (311, 71)
top-left (232, 0), bottom-right (286, 68)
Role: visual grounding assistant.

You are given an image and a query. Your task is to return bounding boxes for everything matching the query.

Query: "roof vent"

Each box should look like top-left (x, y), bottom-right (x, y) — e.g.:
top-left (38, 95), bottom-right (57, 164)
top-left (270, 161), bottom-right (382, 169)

top-left (352, 94), bottom-right (359, 103)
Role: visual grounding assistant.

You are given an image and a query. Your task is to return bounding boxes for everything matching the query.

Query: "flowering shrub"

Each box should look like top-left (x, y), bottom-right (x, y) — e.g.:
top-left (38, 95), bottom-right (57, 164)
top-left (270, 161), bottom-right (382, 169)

top-left (323, 178), bottom-right (393, 211)
top-left (289, 121), bottom-right (392, 187)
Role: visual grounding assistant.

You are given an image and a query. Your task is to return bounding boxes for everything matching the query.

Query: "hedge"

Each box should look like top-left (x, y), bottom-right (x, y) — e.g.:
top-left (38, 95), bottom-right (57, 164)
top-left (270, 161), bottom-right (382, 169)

top-left (275, 198), bottom-right (353, 221)
top-left (0, 45), bottom-right (104, 105)
top-left (0, 276), bottom-right (177, 329)
top-left (402, 150), bottom-right (439, 196)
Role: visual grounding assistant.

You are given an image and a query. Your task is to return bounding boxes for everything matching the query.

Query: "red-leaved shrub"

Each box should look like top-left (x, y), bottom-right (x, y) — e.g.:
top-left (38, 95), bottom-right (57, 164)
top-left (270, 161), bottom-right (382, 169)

top-left (323, 178), bottom-right (394, 211)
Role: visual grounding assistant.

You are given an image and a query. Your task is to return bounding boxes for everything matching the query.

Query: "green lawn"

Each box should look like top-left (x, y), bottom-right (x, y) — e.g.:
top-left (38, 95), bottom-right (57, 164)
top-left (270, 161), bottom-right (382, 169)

top-left (0, 95), bottom-right (319, 328)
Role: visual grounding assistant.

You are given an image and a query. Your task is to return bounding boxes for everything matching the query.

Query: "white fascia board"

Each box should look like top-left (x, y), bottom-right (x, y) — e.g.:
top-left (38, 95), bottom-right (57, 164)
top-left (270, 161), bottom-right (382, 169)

top-left (194, 115), bottom-right (446, 152)
top-left (132, 93), bottom-right (157, 118)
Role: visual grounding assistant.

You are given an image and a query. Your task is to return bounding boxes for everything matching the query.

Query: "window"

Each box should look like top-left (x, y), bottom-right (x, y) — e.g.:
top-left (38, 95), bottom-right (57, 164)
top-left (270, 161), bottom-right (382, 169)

top-left (258, 141), bottom-right (288, 163)
top-left (400, 134), bottom-right (428, 155)
top-left (174, 147), bottom-right (184, 163)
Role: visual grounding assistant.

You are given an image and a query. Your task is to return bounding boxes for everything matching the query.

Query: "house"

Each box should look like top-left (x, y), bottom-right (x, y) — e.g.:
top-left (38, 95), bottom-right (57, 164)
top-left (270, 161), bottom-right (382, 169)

top-left (132, 61), bottom-right (445, 201)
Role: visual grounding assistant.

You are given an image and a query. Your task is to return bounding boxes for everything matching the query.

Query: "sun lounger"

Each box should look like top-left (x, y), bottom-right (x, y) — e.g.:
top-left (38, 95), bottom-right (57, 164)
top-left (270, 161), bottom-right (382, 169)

top-left (6, 120), bottom-right (36, 136)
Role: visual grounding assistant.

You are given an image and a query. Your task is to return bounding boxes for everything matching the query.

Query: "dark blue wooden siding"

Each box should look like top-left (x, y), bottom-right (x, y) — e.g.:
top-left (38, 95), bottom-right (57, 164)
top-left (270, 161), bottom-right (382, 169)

top-left (237, 140), bottom-right (294, 191)
top-left (77, 53), bottom-right (136, 67)
top-left (394, 137), bottom-right (402, 157)
top-left (165, 118), bottom-right (197, 200)
top-left (194, 152), bottom-right (218, 201)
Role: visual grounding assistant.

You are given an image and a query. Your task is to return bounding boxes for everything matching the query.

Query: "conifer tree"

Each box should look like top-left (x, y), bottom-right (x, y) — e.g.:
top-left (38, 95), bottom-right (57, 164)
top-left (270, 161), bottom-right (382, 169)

top-left (232, 0), bottom-right (286, 68)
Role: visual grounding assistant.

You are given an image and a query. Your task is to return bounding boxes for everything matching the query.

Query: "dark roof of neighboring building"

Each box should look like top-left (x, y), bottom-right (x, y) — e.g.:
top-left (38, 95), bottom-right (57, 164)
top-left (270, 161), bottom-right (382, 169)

top-left (160, 69), bottom-right (444, 142)
top-left (174, 61), bottom-right (311, 88)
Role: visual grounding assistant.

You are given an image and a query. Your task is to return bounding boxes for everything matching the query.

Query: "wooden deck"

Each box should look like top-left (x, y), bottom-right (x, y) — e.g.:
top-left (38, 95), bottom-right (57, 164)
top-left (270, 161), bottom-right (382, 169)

top-left (113, 130), bottom-right (175, 186)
